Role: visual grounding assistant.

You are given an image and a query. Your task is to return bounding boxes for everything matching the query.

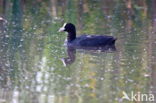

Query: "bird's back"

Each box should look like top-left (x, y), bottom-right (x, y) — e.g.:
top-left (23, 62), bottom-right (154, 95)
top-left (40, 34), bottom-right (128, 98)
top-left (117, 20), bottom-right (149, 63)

top-left (71, 35), bottom-right (116, 47)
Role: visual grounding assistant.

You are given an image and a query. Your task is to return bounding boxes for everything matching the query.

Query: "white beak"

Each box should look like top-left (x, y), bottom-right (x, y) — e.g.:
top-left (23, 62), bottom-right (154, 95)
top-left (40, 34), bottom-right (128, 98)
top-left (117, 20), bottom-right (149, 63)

top-left (0, 17), bottom-right (7, 23)
top-left (58, 27), bottom-right (65, 32)
top-left (61, 58), bottom-right (67, 67)
top-left (58, 23), bottom-right (67, 32)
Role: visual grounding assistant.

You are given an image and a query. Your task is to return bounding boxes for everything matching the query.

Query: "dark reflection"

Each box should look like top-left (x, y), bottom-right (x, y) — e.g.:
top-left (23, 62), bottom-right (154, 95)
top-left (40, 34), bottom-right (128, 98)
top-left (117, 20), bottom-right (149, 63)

top-left (61, 46), bottom-right (76, 66)
top-left (62, 45), bottom-right (116, 66)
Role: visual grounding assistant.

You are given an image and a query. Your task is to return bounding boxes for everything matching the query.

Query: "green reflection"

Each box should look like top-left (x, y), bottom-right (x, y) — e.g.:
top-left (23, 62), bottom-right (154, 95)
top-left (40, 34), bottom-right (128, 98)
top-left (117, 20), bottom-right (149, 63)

top-left (0, 0), bottom-right (155, 103)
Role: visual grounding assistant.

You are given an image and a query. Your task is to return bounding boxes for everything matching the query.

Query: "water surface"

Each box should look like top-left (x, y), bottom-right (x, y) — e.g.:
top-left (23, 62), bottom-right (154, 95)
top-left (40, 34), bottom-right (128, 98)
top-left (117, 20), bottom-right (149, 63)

top-left (0, 0), bottom-right (156, 103)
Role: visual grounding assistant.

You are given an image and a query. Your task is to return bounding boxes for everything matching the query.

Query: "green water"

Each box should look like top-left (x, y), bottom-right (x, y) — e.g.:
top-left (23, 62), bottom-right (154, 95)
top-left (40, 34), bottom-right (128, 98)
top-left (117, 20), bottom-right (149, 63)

top-left (0, 0), bottom-right (156, 103)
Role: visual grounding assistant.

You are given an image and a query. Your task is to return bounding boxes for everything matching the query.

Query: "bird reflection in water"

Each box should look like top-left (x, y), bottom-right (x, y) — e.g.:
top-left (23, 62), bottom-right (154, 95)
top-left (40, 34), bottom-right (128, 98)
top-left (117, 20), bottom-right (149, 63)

top-left (61, 45), bottom-right (116, 66)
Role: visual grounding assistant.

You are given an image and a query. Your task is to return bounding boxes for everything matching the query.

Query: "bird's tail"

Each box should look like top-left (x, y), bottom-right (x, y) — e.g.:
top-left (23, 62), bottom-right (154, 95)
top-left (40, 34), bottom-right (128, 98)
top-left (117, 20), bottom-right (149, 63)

top-left (112, 38), bottom-right (117, 44)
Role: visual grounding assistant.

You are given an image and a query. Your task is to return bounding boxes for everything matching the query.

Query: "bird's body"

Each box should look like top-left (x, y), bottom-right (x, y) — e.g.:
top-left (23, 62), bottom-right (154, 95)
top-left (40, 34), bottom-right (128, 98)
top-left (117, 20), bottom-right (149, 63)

top-left (59, 23), bottom-right (117, 48)
top-left (67, 35), bottom-right (116, 47)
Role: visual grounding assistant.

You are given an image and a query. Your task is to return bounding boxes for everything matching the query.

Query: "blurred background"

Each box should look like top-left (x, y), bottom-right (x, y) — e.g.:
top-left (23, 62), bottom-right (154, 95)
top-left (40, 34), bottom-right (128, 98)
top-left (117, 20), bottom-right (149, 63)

top-left (0, 0), bottom-right (156, 103)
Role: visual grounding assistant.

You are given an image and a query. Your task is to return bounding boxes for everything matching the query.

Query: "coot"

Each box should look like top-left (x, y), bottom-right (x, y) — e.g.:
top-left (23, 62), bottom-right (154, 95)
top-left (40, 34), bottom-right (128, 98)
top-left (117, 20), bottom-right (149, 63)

top-left (59, 23), bottom-right (116, 47)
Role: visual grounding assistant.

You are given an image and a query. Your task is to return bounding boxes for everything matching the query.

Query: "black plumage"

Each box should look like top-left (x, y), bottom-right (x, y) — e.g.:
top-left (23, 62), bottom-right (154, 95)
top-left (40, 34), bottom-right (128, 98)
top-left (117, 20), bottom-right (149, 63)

top-left (59, 23), bottom-right (117, 47)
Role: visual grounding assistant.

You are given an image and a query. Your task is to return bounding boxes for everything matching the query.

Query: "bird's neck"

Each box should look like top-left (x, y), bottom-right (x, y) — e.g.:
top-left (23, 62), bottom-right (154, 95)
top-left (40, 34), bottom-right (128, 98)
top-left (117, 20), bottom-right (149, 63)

top-left (67, 31), bottom-right (76, 42)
